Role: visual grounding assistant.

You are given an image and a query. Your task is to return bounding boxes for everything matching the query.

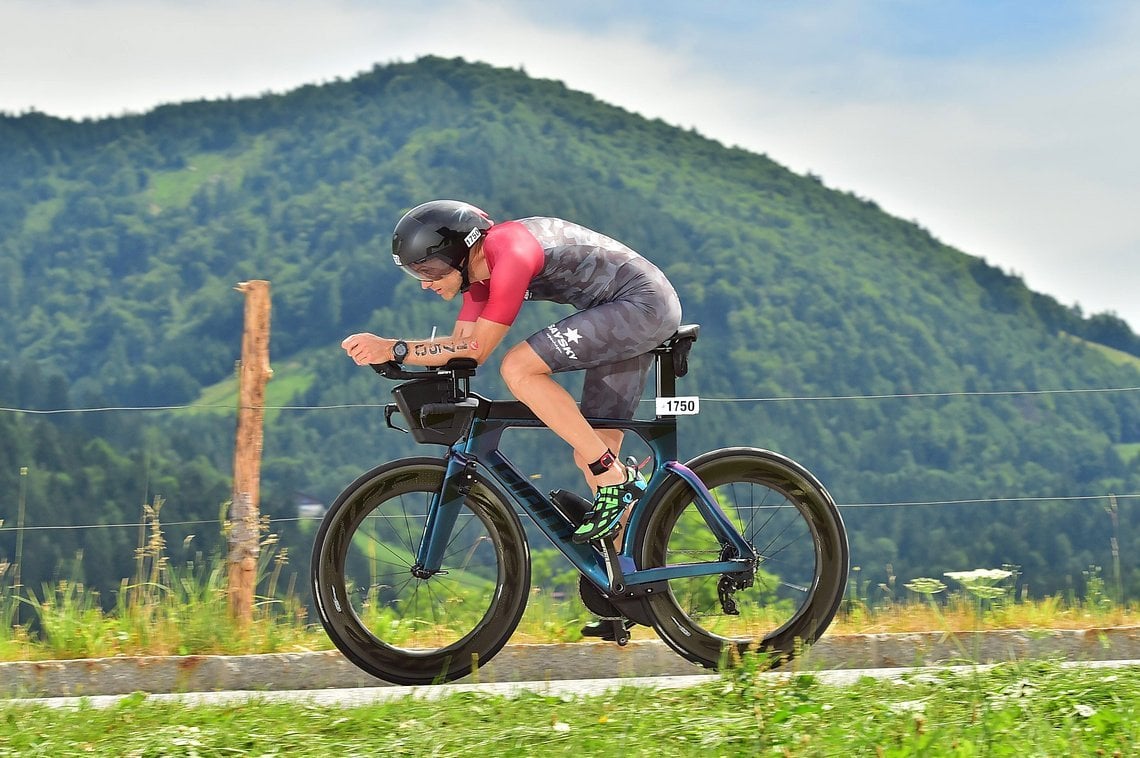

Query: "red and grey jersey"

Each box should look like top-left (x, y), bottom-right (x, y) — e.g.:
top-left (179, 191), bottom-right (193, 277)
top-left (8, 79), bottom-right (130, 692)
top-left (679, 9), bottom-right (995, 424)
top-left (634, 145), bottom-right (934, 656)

top-left (457, 217), bottom-right (668, 326)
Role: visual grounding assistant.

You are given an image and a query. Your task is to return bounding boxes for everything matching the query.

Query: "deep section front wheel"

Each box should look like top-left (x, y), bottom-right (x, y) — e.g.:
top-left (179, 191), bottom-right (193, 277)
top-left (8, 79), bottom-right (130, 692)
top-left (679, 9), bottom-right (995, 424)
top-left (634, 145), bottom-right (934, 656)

top-left (635, 447), bottom-right (849, 669)
top-left (311, 457), bottom-right (530, 685)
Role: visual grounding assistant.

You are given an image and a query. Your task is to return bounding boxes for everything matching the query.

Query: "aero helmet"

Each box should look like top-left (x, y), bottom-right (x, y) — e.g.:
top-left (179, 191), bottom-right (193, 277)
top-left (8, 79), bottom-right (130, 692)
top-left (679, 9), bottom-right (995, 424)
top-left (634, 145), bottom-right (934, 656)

top-left (391, 200), bottom-right (493, 281)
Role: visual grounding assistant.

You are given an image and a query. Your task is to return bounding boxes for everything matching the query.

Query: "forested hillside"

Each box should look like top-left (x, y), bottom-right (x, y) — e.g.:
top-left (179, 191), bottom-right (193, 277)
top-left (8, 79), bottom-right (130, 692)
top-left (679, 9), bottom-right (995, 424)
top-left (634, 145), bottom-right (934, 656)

top-left (2, 56), bottom-right (1139, 606)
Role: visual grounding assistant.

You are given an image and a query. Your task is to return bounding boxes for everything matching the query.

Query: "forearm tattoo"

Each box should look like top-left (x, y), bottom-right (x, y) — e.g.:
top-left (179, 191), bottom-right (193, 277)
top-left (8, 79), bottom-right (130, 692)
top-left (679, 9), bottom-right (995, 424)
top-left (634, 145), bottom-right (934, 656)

top-left (413, 338), bottom-right (479, 358)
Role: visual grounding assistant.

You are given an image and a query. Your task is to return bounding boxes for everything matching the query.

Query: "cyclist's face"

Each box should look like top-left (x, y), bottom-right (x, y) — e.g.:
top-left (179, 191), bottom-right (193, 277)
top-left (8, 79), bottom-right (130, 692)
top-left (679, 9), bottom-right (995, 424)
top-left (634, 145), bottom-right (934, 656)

top-left (404, 257), bottom-right (458, 282)
top-left (421, 268), bottom-right (463, 300)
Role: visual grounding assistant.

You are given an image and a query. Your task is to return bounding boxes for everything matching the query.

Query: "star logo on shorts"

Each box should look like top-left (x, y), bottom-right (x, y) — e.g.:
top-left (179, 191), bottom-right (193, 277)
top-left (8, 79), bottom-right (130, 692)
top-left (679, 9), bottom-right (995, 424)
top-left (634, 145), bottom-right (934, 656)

top-left (564, 328), bottom-right (582, 343)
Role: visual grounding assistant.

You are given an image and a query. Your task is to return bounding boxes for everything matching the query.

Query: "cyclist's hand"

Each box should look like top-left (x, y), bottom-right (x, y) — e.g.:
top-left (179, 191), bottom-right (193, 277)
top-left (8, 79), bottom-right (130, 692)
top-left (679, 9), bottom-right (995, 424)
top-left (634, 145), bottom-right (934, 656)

top-left (341, 333), bottom-right (395, 365)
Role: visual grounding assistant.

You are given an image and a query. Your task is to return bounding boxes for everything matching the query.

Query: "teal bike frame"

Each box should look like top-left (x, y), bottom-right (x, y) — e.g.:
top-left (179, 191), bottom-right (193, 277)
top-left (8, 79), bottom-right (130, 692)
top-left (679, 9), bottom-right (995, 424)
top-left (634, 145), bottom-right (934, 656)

top-left (411, 361), bottom-right (756, 597)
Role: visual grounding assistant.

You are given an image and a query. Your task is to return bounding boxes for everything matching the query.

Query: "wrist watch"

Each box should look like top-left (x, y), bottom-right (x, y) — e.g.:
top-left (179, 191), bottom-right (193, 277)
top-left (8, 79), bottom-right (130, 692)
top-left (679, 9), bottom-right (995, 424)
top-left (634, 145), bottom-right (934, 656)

top-left (391, 340), bottom-right (409, 364)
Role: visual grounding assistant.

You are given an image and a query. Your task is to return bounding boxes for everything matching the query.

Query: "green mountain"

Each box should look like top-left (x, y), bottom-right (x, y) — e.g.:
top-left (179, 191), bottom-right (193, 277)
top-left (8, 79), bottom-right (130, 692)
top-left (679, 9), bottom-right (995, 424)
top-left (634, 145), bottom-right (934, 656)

top-left (2, 56), bottom-right (1139, 605)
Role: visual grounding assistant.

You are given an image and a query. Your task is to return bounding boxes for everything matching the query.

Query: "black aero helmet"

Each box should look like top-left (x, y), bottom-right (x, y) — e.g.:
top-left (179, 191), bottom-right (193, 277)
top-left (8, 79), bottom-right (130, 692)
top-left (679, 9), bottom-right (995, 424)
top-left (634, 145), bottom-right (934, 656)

top-left (391, 200), bottom-right (493, 281)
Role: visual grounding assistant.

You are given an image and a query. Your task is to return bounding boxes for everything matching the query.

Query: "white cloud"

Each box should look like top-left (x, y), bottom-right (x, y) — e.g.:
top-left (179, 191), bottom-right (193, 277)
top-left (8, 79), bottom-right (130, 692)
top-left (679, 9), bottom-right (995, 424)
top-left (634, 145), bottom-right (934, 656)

top-left (2, 0), bottom-right (1138, 328)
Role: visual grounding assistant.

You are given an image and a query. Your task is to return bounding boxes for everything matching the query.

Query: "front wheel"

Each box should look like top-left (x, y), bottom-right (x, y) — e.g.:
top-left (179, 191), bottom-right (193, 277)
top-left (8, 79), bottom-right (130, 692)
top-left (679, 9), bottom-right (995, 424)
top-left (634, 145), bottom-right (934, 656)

top-left (635, 448), bottom-right (848, 669)
top-left (311, 457), bottom-right (530, 685)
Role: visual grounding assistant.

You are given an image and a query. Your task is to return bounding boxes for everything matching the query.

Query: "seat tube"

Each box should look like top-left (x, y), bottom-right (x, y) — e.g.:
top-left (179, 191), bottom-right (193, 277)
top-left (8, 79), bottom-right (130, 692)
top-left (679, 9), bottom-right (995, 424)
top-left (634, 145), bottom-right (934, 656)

top-left (415, 452), bottom-right (471, 572)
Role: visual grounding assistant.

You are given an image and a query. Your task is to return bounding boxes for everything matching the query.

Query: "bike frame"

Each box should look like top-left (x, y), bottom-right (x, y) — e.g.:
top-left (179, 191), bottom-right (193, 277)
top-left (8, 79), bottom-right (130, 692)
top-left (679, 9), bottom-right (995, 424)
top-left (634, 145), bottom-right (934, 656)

top-left (414, 384), bottom-right (755, 596)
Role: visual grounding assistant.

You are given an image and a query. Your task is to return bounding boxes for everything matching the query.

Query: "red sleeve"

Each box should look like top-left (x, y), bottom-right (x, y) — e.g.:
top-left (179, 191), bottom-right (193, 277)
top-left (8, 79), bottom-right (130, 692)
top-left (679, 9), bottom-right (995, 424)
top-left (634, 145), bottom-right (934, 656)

top-left (475, 221), bottom-right (544, 326)
top-left (458, 283), bottom-right (489, 322)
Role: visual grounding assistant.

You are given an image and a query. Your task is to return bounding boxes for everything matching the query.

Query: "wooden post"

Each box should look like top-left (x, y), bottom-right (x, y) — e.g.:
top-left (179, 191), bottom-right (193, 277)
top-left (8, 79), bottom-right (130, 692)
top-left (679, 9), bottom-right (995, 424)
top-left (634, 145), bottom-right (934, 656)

top-left (14, 466), bottom-right (27, 626)
top-left (229, 280), bottom-right (272, 627)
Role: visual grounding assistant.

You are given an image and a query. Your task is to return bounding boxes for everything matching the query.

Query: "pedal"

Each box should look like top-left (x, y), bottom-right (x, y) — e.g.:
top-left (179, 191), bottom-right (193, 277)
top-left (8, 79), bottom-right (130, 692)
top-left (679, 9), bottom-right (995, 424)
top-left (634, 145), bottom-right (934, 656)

top-left (608, 618), bottom-right (630, 646)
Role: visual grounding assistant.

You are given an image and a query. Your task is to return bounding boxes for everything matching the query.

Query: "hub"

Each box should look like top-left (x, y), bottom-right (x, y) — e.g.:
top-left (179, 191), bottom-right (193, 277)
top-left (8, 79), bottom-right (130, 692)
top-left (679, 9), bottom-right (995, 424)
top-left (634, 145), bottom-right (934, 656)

top-left (409, 563), bottom-right (440, 579)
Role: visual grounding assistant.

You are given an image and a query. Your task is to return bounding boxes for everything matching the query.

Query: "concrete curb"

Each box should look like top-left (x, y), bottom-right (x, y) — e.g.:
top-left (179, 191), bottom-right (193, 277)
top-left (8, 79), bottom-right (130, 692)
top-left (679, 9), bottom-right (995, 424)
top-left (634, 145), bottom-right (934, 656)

top-left (4, 627), bottom-right (1140, 699)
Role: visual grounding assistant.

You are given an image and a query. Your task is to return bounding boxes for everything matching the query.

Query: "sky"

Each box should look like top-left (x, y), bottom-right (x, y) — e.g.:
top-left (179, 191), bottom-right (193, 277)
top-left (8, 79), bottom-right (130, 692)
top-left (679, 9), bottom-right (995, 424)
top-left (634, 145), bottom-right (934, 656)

top-left (2, 0), bottom-right (1138, 331)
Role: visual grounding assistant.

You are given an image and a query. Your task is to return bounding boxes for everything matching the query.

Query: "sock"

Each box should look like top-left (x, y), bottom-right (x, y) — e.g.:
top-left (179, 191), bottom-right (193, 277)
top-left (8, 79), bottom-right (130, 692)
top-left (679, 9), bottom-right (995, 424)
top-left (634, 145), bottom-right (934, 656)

top-left (587, 449), bottom-right (617, 477)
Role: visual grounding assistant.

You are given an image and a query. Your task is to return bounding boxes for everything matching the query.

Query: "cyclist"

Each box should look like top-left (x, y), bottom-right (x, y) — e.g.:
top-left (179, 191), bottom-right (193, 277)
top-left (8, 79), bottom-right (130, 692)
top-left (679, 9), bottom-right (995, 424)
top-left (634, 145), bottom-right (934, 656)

top-left (341, 199), bottom-right (682, 551)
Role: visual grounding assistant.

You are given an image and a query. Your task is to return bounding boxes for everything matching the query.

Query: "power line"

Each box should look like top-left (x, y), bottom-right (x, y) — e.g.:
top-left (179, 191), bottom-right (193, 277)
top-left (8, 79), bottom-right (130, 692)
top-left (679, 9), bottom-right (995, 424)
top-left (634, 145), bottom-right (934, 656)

top-left (3, 493), bottom-right (1139, 534)
top-left (839, 493), bottom-right (1140, 508)
top-left (705, 386), bottom-right (1140, 403)
top-left (2, 384), bottom-right (1140, 415)
top-left (0, 519), bottom-right (218, 532)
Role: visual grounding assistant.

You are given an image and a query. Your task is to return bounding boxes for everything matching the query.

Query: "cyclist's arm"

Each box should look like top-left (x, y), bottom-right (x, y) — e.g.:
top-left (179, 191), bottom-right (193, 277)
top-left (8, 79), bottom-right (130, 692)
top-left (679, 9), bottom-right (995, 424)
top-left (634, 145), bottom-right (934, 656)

top-left (403, 317), bottom-right (509, 366)
top-left (402, 227), bottom-right (539, 365)
top-left (343, 224), bottom-right (540, 367)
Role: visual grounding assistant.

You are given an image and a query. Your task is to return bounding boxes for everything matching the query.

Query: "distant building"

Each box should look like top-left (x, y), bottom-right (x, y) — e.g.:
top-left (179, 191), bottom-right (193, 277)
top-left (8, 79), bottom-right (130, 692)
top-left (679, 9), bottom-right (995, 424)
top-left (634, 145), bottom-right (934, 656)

top-left (295, 493), bottom-right (326, 519)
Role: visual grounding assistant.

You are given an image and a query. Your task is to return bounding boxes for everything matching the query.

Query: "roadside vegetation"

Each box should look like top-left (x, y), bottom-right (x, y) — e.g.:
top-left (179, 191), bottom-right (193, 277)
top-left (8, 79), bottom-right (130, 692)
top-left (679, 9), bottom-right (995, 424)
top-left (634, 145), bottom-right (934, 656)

top-left (1, 658), bottom-right (1136, 755)
top-left (1, 528), bottom-right (1134, 662)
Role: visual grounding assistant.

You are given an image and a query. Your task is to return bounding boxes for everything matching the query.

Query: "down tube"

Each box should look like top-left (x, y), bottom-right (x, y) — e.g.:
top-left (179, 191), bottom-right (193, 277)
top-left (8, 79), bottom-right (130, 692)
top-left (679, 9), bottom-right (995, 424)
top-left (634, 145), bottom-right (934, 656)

top-left (480, 448), bottom-right (610, 585)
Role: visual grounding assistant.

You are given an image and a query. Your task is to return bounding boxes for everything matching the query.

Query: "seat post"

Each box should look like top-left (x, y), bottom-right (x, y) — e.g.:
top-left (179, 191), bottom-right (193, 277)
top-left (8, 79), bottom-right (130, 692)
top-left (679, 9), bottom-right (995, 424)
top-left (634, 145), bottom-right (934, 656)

top-left (651, 324), bottom-right (698, 417)
top-left (655, 350), bottom-right (677, 401)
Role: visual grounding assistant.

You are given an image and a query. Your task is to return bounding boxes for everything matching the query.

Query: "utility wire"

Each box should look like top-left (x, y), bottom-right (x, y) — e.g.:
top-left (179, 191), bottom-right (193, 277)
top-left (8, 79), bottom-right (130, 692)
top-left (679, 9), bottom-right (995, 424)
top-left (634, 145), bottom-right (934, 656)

top-left (3, 384), bottom-right (1140, 415)
top-left (3, 493), bottom-right (1140, 533)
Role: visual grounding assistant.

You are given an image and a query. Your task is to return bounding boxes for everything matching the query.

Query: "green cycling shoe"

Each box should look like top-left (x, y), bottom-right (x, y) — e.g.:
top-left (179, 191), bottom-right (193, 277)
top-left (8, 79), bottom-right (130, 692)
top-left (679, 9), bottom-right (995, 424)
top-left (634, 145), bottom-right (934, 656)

top-left (572, 465), bottom-right (646, 543)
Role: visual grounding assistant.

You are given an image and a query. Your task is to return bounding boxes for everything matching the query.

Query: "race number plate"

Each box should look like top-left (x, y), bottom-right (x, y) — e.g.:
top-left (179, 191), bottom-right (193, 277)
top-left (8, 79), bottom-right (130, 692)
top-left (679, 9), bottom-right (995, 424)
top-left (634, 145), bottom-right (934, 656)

top-left (656, 396), bottom-right (700, 415)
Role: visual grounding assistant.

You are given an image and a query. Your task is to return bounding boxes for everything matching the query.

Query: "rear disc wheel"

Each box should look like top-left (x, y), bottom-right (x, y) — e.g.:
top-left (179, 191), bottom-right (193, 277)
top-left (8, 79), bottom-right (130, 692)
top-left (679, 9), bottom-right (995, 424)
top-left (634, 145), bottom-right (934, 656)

top-left (636, 448), bottom-right (848, 669)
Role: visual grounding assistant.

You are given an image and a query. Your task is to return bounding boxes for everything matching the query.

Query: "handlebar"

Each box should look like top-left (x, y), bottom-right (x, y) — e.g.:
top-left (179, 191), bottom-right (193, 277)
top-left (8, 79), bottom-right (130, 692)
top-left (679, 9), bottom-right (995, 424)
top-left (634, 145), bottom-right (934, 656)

top-left (369, 358), bottom-right (479, 381)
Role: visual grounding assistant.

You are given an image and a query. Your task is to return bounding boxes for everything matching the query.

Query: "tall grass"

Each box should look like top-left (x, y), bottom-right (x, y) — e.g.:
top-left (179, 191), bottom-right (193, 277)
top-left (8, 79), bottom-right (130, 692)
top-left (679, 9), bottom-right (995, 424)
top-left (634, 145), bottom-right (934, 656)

top-left (1, 512), bottom-right (1137, 662)
top-left (2, 497), bottom-right (315, 661)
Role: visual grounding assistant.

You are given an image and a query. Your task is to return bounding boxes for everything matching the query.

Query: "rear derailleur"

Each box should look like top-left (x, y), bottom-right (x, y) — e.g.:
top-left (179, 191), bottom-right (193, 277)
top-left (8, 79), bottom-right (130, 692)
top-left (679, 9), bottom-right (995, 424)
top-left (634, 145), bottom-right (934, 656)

top-left (717, 544), bottom-right (755, 616)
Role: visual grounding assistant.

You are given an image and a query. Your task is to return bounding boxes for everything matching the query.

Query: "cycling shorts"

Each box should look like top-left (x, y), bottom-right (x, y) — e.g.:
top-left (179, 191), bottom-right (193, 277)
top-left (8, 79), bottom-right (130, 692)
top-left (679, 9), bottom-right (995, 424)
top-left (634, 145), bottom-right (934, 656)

top-left (525, 274), bottom-right (682, 419)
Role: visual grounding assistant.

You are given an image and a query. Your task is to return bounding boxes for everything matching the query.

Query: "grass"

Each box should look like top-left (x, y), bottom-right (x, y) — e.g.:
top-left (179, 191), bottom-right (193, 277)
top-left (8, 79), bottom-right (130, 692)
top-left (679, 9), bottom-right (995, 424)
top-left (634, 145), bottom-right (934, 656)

top-left (1061, 330), bottom-right (1140, 371)
top-left (1118, 442), bottom-right (1140, 465)
top-left (2, 562), bottom-right (1137, 663)
top-left (147, 141), bottom-right (268, 211)
top-left (2, 659), bottom-right (1137, 755)
top-left (2, 503), bottom-right (1137, 662)
top-left (185, 359), bottom-right (315, 423)
top-left (0, 497), bottom-right (314, 662)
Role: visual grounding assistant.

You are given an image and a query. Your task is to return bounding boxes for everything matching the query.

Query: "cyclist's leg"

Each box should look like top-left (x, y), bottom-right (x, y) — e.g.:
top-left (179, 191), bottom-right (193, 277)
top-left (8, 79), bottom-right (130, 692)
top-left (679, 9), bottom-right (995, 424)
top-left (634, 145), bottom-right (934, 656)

top-left (576, 353), bottom-right (655, 542)
top-left (499, 344), bottom-right (617, 481)
top-left (501, 298), bottom-right (673, 484)
top-left (574, 428), bottom-right (625, 491)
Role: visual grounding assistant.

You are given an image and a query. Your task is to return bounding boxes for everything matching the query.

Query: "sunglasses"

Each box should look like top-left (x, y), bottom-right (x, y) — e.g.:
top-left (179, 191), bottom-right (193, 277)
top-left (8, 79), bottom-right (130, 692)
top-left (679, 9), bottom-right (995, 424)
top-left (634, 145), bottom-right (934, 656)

top-left (401, 257), bottom-right (458, 282)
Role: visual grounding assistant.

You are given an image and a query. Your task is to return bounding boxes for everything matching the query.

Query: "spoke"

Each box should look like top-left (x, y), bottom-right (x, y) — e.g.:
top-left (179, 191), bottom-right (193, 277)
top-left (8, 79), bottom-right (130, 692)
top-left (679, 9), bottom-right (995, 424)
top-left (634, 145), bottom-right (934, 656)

top-left (382, 575), bottom-right (420, 617)
top-left (396, 491), bottom-right (425, 557)
top-left (734, 488), bottom-right (782, 547)
top-left (439, 512), bottom-right (483, 565)
top-left (358, 513), bottom-right (415, 565)
top-left (753, 509), bottom-right (802, 565)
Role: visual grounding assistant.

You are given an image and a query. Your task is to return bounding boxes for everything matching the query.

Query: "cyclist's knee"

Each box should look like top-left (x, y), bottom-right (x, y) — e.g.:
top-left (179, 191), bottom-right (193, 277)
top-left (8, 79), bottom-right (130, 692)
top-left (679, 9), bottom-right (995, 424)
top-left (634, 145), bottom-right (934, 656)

top-left (500, 343), bottom-right (549, 391)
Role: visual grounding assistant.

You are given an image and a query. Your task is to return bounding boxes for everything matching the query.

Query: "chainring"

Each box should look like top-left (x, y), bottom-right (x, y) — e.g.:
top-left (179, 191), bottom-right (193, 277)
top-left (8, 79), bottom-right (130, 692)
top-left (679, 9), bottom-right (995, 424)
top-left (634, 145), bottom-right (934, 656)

top-left (578, 575), bottom-right (654, 626)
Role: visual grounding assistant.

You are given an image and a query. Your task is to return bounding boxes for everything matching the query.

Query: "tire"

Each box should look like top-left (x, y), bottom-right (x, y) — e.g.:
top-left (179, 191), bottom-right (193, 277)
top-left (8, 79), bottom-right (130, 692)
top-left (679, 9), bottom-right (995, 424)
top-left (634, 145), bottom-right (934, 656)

top-left (635, 447), bottom-right (848, 669)
top-left (311, 457), bottom-right (530, 685)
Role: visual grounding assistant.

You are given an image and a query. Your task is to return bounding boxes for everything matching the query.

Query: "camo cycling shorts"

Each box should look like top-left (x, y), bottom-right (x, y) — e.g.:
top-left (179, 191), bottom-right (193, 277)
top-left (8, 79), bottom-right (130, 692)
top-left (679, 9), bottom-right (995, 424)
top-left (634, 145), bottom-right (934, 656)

top-left (525, 273), bottom-right (682, 420)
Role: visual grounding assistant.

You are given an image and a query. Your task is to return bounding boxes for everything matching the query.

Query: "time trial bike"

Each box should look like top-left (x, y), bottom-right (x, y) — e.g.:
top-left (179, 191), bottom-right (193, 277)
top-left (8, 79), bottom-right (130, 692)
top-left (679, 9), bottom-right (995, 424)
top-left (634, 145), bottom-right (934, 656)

top-left (310, 324), bottom-right (849, 685)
